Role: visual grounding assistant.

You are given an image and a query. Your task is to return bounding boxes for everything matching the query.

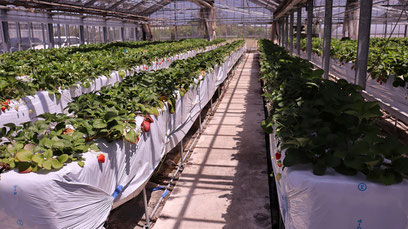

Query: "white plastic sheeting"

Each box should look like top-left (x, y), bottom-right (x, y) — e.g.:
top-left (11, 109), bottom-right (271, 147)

top-left (0, 44), bottom-right (245, 229)
top-left (268, 132), bottom-right (408, 229)
top-left (0, 43), bottom-right (226, 127)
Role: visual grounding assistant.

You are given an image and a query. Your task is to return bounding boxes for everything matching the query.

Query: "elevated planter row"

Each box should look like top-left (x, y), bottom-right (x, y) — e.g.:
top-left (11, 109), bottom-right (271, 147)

top-left (0, 42), bottom-right (226, 127)
top-left (0, 44), bottom-right (246, 229)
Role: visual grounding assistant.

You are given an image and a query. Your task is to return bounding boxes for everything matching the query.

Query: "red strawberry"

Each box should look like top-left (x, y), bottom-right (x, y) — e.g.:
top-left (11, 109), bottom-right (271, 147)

top-left (277, 160), bottom-right (283, 168)
top-left (144, 114), bottom-right (154, 123)
top-left (1, 107), bottom-right (6, 112)
top-left (97, 153), bottom-right (105, 163)
top-left (141, 120), bottom-right (150, 132)
top-left (275, 152), bottom-right (282, 160)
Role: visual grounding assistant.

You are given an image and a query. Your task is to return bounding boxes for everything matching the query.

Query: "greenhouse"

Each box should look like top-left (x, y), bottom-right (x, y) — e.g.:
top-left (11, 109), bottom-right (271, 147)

top-left (0, 0), bottom-right (407, 228)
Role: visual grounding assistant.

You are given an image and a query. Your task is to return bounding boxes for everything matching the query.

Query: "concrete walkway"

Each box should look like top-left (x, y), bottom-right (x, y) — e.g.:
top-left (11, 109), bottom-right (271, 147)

top-left (154, 53), bottom-right (271, 229)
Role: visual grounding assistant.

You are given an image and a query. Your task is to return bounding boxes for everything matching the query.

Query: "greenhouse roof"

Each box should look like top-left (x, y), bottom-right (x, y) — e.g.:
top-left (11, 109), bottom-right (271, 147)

top-left (0, 0), bottom-right (280, 22)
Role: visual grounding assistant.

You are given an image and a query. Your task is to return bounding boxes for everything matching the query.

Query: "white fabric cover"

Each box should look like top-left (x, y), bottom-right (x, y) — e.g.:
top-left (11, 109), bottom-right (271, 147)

top-left (0, 45), bottom-right (245, 229)
top-left (268, 133), bottom-right (408, 229)
top-left (0, 43), bottom-right (225, 127)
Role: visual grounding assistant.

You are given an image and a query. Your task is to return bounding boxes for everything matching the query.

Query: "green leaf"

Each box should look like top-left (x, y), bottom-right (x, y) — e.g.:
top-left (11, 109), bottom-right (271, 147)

top-left (15, 150), bottom-right (33, 162)
top-left (51, 158), bottom-right (63, 169)
top-left (43, 159), bottom-right (52, 170)
top-left (77, 161), bottom-right (85, 167)
top-left (124, 129), bottom-right (139, 144)
top-left (57, 154), bottom-right (69, 163)
top-left (93, 119), bottom-right (107, 129)
top-left (44, 149), bottom-right (53, 159)
top-left (32, 153), bottom-right (43, 163)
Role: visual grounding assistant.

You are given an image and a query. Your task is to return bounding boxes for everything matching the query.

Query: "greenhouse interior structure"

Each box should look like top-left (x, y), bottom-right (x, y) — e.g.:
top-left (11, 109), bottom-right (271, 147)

top-left (1, 0), bottom-right (408, 228)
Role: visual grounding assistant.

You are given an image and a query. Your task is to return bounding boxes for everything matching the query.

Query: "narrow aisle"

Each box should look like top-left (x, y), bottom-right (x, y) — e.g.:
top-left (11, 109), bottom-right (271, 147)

top-left (154, 53), bottom-right (271, 229)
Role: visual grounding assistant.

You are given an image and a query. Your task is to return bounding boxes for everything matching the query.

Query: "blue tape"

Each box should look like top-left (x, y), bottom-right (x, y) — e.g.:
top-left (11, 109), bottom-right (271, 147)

top-left (112, 185), bottom-right (124, 199)
top-left (152, 186), bottom-right (165, 192)
top-left (161, 190), bottom-right (170, 198)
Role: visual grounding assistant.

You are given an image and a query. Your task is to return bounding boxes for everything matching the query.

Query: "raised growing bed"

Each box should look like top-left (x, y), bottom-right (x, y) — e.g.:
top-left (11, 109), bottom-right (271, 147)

top-left (260, 39), bottom-right (408, 229)
top-left (0, 41), bottom-right (246, 228)
top-left (0, 39), bottom-right (226, 127)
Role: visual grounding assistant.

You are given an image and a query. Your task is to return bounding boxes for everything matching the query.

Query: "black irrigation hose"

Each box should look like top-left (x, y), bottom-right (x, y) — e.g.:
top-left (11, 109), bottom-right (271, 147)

top-left (259, 57), bottom-right (283, 228)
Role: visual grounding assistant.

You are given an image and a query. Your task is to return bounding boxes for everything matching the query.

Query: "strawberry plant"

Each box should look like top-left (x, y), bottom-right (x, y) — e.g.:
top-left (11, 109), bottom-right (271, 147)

top-left (260, 39), bottom-right (408, 185)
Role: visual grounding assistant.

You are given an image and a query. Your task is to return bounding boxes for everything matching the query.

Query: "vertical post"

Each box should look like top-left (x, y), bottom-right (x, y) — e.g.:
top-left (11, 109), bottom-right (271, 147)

top-left (47, 14), bottom-right (54, 49)
top-left (306, 0), bottom-right (313, 60)
top-left (57, 24), bottom-right (62, 48)
top-left (277, 21), bottom-right (281, 45)
top-left (135, 25), bottom-right (138, 40)
top-left (103, 20), bottom-right (108, 43)
top-left (296, 7), bottom-right (302, 55)
top-left (16, 22), bottom-right (22, 51)
top-left (279, 18), bottom-right (283, 47)
top-left (180, 139), bottom-right (184, 166)
top-left (41, 23), bottom-right (47, 49)
top-left (79, 17), bottom-right (85, 44)
top-left (198, 113), bottom-right (202, 133)
top-left (285, 15), bottom-right (289, 49)
top-left (28, 22), bottom-right (33, 49)
top-left (290, 11), bottom-right (294, 54)
top-left (0, 9), bottom-right (10, 52)
top-left (405, 24), bottom-right (408, 37)
top-left (142, 187), bottom-right (151, 229)
top-left (322, 0), bottom-right (333, 79)
top-left (65, 24), bottom-right (70, 46)
top-left (355, 0), bottom-right (373, 89)
top-left (121, 26), bottom-right (125, 41)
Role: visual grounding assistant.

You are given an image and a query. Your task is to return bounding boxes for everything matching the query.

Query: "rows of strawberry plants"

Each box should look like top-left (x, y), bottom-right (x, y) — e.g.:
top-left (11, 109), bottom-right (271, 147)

top-left (0, 38), bottom-right (225, 102)
top-left (0, 40), bottom-right (244, 173)
top-left (299, 37), bottom-right (408, 87)
top-left (260, 39), bottom-right (408, 185)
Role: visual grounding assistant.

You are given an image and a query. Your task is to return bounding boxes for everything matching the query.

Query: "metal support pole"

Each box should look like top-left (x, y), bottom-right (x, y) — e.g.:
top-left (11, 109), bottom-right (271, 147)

top-left (41, 23), bottom-right (47, 49)
top-left (278, 21), bottom-right (281, 45)
top-left (121, 25), bottom-right (125, 41)
top-left (180, 139), bottom-right (184, 166)
top-left (322, 0), bottom-right (333, 79)
top-left (290, 11), bottom-right (294, 54)
top-left (296, 7), bottom-right (302, 55)
top-left (210, 96), bottom-right (213, 114)
top-left (47, 21), bottom-right (54, 48)
top-left (103, 21), bottom-right (108, 43)
top-left (0, 9), bottom-right (10, 52)
top-left (306, 0), bottom-right (313, 60)
top-left (279, 19), bottom-right (284, 47)
top-left (79, 17), bottom-right (85, 44)
top-left (285, 15), bottom-right (289, 49)
top-left (405, 25), bottom-right (408, 37)
top-left (16, 22), bottom-right (22, 51)
top-left (142, 187), bottom-right (151, 229)
top-left (355, 0), bottom-right (373, 89)
top-left (28, 22), bottom-right (33, 49)
top-left (65, 24), bottom-right (70, 46)
top-left (198, 113), bottom-right (202, 133)
top-left (135, 26), bottom-right (139, 40)
top-left (57, 24), bottom-right (62, 48)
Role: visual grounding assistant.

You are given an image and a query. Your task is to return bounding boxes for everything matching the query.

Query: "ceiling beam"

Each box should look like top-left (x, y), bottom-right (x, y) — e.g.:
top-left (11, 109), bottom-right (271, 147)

top-left (0, 0), bottom-right (149, 21)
